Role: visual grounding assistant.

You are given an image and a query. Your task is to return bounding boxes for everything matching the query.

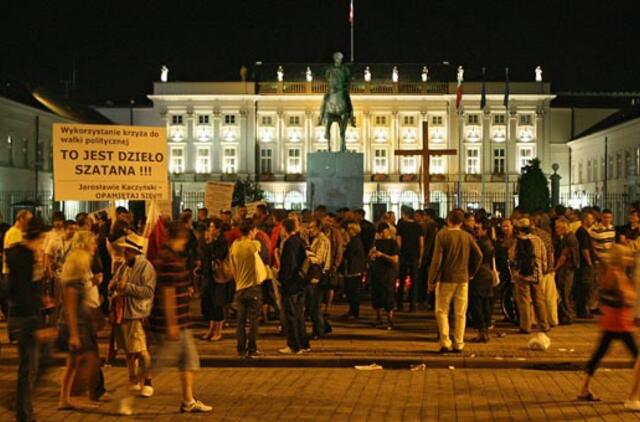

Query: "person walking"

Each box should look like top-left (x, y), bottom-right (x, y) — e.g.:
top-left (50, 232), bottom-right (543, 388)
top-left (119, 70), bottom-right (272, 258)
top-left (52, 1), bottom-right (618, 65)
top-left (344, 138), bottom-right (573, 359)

top-left (57, 231), bottom-right (104, 410)
top-left (6, 217), bottom-right (46, 422)
top-left (369, 222), bottom-right (399, 330)
top-left (278, 218), bottom-right (310, 355)
top-left (509, 217), bottom-right (550, 334)
top-left (578, 244), bottom-right (638, 403)
top-left (108, 233), bottom-right (156, 414)
top-left (428, 209), bottom-right (482, 353)
top-left (229, 219), bottom-right (266, 358)
top-left (149, 222), bottom-right (212, 414)
top-left (342, 222), bottom-right (366, 319)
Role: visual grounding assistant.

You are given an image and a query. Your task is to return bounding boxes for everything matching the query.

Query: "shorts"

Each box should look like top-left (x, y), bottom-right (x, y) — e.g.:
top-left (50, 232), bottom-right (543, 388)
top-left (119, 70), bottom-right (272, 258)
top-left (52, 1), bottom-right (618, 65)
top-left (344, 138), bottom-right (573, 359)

top-left (149, 329), bottom-right (200, 372)
top-left (114, 319), bottom-right (148, 354)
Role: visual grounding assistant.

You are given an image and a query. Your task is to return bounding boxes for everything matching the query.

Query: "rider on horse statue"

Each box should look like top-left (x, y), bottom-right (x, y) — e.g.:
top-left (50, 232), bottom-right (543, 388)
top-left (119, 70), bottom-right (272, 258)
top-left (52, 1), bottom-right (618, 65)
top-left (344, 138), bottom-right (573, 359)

top-left (317, 51), bottom-right (356, 152)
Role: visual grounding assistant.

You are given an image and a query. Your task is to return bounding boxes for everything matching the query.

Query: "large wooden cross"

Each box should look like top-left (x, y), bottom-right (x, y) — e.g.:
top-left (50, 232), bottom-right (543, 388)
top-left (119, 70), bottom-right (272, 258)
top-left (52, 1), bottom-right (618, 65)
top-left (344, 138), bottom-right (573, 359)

top-left (394, 121), bottom-right (457, 206)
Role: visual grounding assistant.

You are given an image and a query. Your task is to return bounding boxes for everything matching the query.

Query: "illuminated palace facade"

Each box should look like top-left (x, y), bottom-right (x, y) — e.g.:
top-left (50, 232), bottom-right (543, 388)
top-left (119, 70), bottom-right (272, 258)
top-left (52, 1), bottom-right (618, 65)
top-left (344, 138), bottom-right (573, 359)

top-left (114, 64), bottom-right (578, 217)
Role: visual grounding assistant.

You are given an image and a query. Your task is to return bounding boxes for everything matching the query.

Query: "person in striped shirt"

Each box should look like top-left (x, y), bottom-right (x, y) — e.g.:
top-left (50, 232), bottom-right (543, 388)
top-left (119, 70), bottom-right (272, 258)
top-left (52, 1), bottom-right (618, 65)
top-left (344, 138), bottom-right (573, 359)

top-left (148, 221), bottom-right (212, 414)
top-left (589, 209), bottom-right (616, 314)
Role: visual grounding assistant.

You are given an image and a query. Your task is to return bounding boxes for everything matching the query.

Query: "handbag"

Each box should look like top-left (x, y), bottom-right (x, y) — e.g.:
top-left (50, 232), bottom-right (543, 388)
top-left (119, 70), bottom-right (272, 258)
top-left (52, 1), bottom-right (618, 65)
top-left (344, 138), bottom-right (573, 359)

top-left (213, 258), bottom-right (233, 284)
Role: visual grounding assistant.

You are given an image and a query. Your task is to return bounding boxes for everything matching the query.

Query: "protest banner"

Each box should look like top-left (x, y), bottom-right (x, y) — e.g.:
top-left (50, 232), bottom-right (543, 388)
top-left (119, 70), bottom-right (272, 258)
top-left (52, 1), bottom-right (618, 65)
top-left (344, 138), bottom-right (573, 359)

top-left (204, 182), bottom-right (234, 216)
top-left (245, 200), bottom-right (266, 217)
top-left (52, 123), bottom-right (168, 201)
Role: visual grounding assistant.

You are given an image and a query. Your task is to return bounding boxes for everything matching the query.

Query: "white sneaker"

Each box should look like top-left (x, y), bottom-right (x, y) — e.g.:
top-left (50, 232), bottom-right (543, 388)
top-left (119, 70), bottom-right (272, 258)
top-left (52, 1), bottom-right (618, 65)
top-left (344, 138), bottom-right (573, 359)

top-left (279, 346), bottom-right (295, 354)
top-left (625, 400), bottom-right (640, 411)
top-left (301, 348), bottom-right (312, 353)
top-left (117, 397), bottom-right (134, 416)
top-left (180, 399), bottom-right (213, 413)
top-left (128, 383), bottom-right (141, 392)
top-left (140, 385), bottom-right (154, 398)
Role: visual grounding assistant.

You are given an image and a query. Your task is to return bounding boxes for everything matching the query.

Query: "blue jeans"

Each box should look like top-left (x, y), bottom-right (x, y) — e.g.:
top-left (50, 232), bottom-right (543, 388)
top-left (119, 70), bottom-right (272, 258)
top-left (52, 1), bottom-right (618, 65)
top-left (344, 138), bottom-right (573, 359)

top-left (234, 285), bottom-right (262, 355)
top-left (306, 283), bottom-right (325, 337)
top-left (9, 316), bottom-right (40, 422)
top-left (283, 291), bottom-right (309, 352)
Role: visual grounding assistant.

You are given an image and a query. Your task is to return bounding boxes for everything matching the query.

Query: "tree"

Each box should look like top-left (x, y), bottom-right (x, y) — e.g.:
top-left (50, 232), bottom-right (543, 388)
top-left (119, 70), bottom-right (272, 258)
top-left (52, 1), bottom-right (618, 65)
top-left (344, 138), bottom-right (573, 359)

top-left (232, 176), bottom-right (263, 206)
top-left (518, 158), bottom-right (550, 213)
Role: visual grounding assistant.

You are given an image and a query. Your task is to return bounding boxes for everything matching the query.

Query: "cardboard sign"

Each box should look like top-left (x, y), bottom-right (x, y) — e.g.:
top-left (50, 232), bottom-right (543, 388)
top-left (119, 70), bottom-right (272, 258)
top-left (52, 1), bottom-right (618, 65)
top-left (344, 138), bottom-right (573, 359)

top-left (52, 123), bottom-right (168, 201)
top-left (246, 201), bottom-right (267, 217)
top-left (204, 182), bottom-right (234, 216)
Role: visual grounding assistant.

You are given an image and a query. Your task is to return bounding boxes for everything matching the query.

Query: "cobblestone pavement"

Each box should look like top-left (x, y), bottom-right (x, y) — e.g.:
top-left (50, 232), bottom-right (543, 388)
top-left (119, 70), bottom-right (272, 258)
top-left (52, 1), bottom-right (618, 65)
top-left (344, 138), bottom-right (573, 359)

top-left (1, 302), bottom-right (637, 368)
top-left (1, 366), bottom-right (640, 421)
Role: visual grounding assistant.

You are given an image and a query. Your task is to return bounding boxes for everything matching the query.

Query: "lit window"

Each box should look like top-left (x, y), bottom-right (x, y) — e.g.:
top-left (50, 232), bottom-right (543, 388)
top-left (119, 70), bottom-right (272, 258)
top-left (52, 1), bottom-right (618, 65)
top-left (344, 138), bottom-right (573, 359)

top-left (493, 148), bottom-right (505, 174)
top-left (402, 115), bottom-right (415, 126)
top-left (493, 114), bottom-right (506, 125)
top-left (466, 147), bottom-right (480, 174)
top-left (375, 115), bottom-right (388, 125)
top-left (171, 115), bottom-right (183, 125)
top-left (287, 148), bottom-right (302, 173)
top-left (519, 114), bottom-right (532, 126)
top-left (261, 115), bottom-right (273, 126)
top-left (401, 156), bottom-right (417, 174)
top-left (616, 152), bottom-right (622, 178)
top-left (467, 114), bottom-right (479, 125)
top-left (373, 149), bottom-right (388, 173)
top-left (626, 150), bottom-right (633, 177)
top-left (430, 155), bottom-right (444, 174)
top-left (198, 115), bottom-right (210, 125)
top-left (223, 147), bottom-right (237, 173)
top-left (260, 148), bottom-right (273, 173)
top-left (288, 115), bottom-right (301, 126)
top-left (195, 147), bottom-right (210, 173)
top-left (224, 114), bottom-right (236, 125)
top-left (170, 148), bottom-right (184, 173)
top-left (518, 146), bottom-right (535, 172)
top-left (587, 160), bottom-right (593, 182)
top-left (431, 115), bottom-right (443, 126)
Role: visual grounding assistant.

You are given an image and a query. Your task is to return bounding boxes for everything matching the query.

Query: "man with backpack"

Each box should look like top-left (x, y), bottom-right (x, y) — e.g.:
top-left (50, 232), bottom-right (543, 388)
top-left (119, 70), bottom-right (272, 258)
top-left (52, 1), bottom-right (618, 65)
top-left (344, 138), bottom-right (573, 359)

top-left (509, 217), bottom-right (550, 334)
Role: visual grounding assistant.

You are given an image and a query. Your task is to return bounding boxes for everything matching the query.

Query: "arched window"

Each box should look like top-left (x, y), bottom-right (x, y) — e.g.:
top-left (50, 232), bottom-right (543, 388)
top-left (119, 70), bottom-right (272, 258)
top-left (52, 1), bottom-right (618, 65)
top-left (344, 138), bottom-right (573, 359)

top-left (263, 191), bottom-right (276, 205)
top-left (400, 190), bottom-right (420, 211)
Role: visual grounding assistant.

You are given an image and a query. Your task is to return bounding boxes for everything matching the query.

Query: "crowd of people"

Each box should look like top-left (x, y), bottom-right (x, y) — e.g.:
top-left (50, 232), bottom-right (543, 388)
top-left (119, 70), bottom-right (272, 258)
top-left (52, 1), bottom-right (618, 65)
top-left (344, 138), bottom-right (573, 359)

top-left (1, 200), bottom-right (640, 420)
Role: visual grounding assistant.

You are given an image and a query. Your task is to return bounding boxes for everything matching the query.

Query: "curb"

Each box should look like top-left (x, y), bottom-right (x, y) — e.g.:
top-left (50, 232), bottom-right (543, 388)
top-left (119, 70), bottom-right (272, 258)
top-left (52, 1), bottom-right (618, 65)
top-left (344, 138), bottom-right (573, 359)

top-left (1, 355), bottom-right (635, 371)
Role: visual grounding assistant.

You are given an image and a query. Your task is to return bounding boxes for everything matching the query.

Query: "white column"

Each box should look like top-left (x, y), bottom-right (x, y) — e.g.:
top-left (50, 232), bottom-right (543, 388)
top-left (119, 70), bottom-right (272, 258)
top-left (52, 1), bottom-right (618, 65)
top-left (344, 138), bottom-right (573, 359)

top-left (304, 111), bottom-right (312, 173)
top-left (536, 108), bottom-right (545, 170)
top-left (363, 110), bottom-right (370, 174)
top-left (212, 110), bottom-right (221, 173)
top-left (277, 111), bottom-right (285, 174)
top-left (391, 110), bottom-right (398, 174)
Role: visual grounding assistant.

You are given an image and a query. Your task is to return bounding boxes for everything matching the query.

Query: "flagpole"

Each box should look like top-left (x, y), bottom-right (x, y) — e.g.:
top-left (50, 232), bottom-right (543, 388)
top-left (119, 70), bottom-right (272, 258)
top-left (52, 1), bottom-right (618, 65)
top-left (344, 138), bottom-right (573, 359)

top-left (504, 67), bottom-right (510, 217)
top-left (350, 0), bottom-right (354, 62)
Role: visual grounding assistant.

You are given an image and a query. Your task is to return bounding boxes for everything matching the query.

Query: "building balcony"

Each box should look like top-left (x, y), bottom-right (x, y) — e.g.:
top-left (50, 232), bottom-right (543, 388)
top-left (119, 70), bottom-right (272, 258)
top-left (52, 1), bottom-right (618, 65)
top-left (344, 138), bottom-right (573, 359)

top-left (400, 173), bottom-right (418, 182)
top-left (491, 173), bottom-right (506, 182)
top-left (371, 174), bottom-right (389, 182)
top-left (465, 174), bottom-right (482, 182)
top-left (429, 174), bottom-right (447, 182)
top-left (258, 172), bottom-right (275, 181)
top-left (285, 173), bottom-right (305, 182)
top-left (257, 81), bottom-right (449, 95)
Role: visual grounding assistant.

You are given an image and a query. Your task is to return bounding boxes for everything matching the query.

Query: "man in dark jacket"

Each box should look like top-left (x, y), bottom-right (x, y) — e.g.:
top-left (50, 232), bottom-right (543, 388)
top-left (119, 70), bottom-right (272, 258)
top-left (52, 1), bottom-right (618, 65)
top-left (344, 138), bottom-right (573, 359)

top-left (278, 218), bottom-right (310, 354)
top-left (7, 217), bottom-right (46, 422)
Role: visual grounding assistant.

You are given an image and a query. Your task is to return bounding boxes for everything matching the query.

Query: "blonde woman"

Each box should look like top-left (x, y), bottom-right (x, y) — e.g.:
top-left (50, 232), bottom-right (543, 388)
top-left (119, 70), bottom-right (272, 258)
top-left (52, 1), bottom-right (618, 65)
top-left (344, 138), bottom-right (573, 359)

top-left (57, 231), bottom-right (101, 409)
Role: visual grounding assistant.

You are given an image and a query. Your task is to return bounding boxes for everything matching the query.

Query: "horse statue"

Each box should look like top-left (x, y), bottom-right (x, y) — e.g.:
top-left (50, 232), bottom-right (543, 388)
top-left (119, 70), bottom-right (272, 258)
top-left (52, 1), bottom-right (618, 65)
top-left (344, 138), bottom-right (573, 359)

top-left (317, 52), bottom-right (356, 152)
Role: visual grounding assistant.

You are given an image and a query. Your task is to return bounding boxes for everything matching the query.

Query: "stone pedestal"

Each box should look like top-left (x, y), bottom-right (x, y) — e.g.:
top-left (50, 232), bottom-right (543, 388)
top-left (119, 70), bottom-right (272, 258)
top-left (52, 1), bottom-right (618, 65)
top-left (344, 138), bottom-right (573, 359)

top-left (307, 152), bottom-right (364, 212)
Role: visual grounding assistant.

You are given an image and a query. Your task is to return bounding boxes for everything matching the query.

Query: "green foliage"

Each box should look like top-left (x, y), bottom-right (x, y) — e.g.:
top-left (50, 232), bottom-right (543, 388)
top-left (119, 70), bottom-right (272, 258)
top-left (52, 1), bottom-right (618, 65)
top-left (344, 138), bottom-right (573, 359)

top-left (518, 158), bottom-right (550, 213)
top-left (232, 177), bottom-right (263, 206)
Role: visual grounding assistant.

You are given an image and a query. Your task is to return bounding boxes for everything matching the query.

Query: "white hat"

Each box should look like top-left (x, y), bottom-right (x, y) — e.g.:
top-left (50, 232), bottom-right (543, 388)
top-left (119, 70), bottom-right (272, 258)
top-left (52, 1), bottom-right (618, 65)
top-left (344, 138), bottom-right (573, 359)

top-left (119, 233), bottom-right (145, 253)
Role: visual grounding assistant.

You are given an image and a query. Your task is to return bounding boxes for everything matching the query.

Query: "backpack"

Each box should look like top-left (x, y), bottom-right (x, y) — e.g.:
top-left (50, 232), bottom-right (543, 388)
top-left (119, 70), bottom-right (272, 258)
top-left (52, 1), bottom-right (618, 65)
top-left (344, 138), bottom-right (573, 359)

top-left (514, 237), bottom-right (536, 278)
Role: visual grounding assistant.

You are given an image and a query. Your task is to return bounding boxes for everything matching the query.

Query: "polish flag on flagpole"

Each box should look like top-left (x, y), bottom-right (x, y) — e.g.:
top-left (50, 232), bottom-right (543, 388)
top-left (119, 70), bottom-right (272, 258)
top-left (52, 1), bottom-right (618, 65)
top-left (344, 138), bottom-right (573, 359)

top-left (455, 79), bottom-right (463, 111)
top-left (143, 200), bottom-right (167, 260)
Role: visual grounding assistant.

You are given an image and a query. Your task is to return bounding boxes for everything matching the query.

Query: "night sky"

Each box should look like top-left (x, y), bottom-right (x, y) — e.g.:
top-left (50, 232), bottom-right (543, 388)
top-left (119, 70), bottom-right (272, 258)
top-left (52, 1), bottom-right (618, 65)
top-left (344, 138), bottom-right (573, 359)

top-left (2, 0), bottom-right (638, 104)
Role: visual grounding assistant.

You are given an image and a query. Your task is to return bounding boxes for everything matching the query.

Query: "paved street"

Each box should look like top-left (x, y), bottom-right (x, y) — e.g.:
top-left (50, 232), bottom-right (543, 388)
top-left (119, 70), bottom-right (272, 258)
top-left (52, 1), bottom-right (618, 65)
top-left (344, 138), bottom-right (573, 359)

top-left (1, 302), bottom-right (637, 369)
top-left (1, 366), bottom-right (639, 421)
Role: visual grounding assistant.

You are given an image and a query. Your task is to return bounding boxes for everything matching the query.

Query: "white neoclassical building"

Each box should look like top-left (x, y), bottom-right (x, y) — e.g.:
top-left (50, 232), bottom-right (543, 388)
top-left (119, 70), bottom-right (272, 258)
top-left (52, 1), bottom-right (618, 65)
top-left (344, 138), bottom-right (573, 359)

top-left (567, 103), bottom-right (640, 224)
top-left (95, 64), bottom-right (635, 218)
